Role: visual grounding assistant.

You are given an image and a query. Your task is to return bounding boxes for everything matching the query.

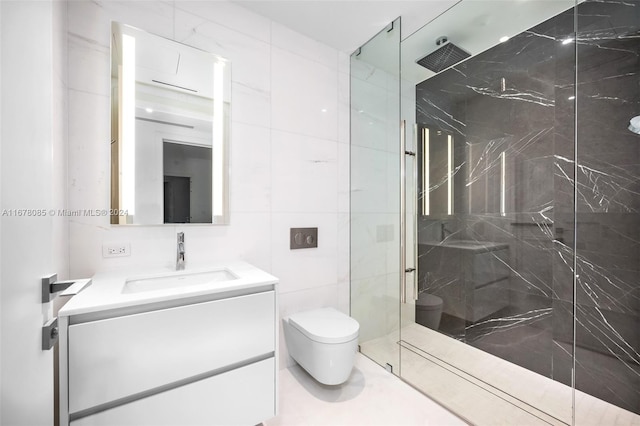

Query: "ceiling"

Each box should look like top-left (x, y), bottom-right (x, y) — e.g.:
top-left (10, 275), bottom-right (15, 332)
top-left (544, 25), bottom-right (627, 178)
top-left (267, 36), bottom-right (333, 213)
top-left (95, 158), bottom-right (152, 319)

top-left (233, 1), bottom-right (577, 86)
top-left (232, 0), bottom-right (461, 54)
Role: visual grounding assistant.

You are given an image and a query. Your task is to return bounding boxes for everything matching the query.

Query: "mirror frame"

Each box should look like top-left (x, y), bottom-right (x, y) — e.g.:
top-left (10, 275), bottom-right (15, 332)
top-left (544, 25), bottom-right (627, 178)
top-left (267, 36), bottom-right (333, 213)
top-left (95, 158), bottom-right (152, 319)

top-left (110, 22), bottom-right (230, 226)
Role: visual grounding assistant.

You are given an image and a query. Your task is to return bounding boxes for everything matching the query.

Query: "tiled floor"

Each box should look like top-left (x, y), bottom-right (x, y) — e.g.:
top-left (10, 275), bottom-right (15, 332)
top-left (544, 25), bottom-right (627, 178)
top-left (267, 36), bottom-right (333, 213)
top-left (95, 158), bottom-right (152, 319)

top-left (265, 353), bottom-right (468, 426)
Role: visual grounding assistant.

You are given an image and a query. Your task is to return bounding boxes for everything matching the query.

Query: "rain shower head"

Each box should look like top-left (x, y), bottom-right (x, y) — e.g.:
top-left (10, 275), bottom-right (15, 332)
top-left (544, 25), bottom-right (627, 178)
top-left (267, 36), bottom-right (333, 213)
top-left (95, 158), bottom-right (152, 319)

top-left (417, 36), bottom-right (471, 73)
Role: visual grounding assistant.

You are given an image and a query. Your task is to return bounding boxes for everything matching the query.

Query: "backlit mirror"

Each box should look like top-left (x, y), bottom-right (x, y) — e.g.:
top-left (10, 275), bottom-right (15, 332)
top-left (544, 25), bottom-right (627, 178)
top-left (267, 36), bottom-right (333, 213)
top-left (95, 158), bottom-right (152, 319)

top-left (418, 126), bottom-right (455, 217)
top-left (110, 22), bottom-right (230, 225)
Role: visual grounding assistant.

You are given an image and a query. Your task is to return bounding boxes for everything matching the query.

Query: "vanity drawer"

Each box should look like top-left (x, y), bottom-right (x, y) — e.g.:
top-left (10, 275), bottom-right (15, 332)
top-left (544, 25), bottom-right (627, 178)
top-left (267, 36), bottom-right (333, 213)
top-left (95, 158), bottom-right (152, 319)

top-left (471, 249), bottom-right (510, 288)
top-left (70, 357), bottom-right (275, 426)
top-left (68, 291), bottom-right (275, 415)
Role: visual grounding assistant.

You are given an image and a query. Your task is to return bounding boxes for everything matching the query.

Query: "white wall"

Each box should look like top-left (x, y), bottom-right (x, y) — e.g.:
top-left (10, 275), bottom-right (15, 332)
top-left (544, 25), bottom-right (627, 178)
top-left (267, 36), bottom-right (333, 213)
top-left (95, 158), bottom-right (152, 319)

top-left (0, 0), bottom-right (68, 424)
top-left (0, 1), bottom-right (3, 420)
top-left (67, 0), bottom-right (349, 369)
top-left (53, 0), bottom-right (69, 287)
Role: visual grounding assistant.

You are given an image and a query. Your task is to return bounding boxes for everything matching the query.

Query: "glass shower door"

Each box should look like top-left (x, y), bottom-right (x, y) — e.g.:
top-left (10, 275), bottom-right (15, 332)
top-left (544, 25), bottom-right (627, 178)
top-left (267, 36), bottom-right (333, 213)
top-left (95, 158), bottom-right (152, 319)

top-left (397, 1), bottom-right (578, 424)
top-left (351, 1), bottom-right (639, 424)
top-left (350, 18), bottom-right (401, 372)
top-left (573, 1), bottom-right (640, 421)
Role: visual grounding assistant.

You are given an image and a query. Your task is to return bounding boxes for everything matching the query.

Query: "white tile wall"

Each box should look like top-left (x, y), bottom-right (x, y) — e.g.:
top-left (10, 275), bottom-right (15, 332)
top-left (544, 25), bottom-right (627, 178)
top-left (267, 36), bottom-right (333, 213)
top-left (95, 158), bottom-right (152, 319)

top-left (271, 130), bottom-right (338, 213)
top-left (174, 1), bottom-right (271, 43)
top-left (271, 47), bottom-right (338, 140)
top-left (229, 123), bottom-right (272, 212)
top-left (66, 0), bottom-right (349, 368)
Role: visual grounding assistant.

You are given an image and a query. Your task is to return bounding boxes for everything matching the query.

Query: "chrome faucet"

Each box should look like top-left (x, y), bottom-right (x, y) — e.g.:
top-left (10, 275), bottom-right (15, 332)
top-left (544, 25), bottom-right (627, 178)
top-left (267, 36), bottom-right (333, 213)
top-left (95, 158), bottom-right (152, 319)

top-left (441, 223), bottom-right (453, 241)
top-left (176, 232), bottom-right (185, 270)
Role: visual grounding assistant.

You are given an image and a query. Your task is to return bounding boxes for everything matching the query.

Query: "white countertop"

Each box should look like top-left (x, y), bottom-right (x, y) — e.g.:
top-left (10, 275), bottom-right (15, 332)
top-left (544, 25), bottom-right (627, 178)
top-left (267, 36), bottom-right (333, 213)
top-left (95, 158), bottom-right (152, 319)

top-left (59, 261), bottom-right (278, 317)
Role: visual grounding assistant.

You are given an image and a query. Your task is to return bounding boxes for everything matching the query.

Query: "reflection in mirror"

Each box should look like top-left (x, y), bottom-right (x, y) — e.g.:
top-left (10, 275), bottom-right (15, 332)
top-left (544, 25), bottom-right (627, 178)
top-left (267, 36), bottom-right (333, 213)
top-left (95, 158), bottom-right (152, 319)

top-left (163, 142), bottom-right (212, 223)
top-left (110, 22), bottom-right (230, 225)
top-left (419, 126), bottom-right (455, 217)
top-left (467, 137), bottom-right (509, 217)
top-left (419, 126), bottom-right (511, 218)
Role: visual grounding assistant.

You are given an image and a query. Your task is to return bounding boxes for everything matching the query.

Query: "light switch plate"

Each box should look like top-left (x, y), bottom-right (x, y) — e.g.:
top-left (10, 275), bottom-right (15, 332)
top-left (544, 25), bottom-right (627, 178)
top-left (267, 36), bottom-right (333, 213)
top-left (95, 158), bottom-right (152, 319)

top-left (290, 228), bottom-right (318, 249)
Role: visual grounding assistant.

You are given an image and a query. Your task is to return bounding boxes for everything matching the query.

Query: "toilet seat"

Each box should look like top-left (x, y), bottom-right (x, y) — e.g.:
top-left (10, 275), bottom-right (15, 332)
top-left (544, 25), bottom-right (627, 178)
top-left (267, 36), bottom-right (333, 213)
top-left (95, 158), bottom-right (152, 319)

top-left (288, 308), bottom-right (359, 344)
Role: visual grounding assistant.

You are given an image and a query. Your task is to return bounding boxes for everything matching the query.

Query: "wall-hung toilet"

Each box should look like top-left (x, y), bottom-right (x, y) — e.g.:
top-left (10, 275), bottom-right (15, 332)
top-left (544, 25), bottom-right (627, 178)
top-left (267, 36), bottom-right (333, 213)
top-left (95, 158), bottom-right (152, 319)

top-left (415, 293), bottom-right (443, 330)
top-left (283, 307), bottom-right (359, 385)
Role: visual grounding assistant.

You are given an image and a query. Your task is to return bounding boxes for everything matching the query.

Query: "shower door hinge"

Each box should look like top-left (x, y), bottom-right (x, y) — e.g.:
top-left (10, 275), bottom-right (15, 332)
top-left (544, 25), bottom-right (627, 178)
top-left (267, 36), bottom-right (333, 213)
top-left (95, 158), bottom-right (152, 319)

top-left (385, 363), bottom-right (394, 373)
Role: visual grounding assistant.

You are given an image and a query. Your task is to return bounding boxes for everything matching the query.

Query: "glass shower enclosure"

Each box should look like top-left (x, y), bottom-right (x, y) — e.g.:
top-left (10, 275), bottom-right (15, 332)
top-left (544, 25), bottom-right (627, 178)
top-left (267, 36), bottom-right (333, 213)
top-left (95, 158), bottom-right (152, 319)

top-left (351, 1), bottom-right (639, 424)
top-left (350, 18), bottom-right (402, 372)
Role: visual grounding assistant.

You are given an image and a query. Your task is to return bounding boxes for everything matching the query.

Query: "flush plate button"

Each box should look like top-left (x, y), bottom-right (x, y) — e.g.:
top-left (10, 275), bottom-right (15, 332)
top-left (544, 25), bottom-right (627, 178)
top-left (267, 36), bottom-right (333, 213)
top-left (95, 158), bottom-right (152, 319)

top-left (290, 227), bottom-right (318, 249)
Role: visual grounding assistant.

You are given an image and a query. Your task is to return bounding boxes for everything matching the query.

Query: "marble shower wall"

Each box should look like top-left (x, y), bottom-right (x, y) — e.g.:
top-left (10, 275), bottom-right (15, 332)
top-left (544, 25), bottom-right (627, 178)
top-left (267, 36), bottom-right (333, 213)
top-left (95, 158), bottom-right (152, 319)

top-left (415, 0), bottom-right (639, 414)
top-left (572, 0), bottom-right (639, 414)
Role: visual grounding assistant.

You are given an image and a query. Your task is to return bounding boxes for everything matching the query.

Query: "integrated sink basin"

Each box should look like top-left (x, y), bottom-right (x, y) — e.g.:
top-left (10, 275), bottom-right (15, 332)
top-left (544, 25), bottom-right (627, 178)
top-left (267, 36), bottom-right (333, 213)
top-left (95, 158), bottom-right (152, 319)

top-left (123, 269), bottom-right (238, 293)
top-left (57, 260), bottom-right (278, 318)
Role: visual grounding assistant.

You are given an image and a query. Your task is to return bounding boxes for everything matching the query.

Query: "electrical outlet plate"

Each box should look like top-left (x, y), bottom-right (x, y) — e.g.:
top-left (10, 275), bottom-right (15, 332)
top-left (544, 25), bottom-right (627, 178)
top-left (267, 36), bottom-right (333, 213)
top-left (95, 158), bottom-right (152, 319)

top-left (102, 243), bottom-right (131, 258)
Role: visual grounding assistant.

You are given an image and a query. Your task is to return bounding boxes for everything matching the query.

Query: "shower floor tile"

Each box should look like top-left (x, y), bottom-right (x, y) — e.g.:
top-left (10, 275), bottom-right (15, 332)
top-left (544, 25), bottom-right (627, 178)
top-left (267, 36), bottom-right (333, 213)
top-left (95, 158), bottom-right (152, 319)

top-left (265, 353), bottom-right (467, 426)
top-left (360, 324), bottom-right (640, 426)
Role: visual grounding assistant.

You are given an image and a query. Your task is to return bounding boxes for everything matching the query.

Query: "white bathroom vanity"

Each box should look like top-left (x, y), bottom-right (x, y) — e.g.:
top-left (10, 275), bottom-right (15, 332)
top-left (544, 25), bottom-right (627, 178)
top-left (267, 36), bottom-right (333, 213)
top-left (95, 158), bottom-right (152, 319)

top-left (57, 262), bottom-right (278, 426)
